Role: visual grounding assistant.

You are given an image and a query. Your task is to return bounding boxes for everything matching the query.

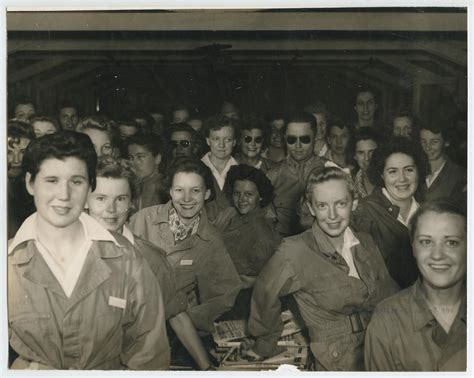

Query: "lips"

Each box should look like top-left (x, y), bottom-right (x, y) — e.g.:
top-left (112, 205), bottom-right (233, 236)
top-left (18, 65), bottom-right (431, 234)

top-left (52, 206), bottom-right (71, 215)
top-left (429, 264), bottom-right (451, 272)
top-left (326, 222), bottom-right (341, 229)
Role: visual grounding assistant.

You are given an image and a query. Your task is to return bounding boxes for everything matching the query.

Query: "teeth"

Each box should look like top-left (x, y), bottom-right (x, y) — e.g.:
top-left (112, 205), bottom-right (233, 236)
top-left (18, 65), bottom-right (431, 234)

top-left (430, 264), bottom-right (450, 269)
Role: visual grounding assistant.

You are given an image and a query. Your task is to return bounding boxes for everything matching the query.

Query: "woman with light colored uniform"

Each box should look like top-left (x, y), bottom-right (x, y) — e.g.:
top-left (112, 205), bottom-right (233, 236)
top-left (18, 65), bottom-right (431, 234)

top-left (86, 156), bottom-right (214, 370)
top-left (8, 131), bottom-right (169, 370)
top-left (365, 199), bottom-right (466, 371)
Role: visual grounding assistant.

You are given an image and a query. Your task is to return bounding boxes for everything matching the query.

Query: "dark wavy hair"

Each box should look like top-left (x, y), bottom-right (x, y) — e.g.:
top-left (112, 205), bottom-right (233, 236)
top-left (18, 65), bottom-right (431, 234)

top-left (367, 136), bottom-right (429, 193)
top-left (202, 114), bottom-right (240, 139)
top-left (8, 119), bottom-right (36, 141)
top-left (408, 198), bottom-right (466, 240)
top-left (223, 164), bottom-right (274, 208)
top-left (124, 132), bottom-right (163, 157)
top-left (167, 157), bottom-right (215, 202)
top-left (22, 130), bottom-right (98, 190)
top-left (30, 116), bottom-right (61, 132)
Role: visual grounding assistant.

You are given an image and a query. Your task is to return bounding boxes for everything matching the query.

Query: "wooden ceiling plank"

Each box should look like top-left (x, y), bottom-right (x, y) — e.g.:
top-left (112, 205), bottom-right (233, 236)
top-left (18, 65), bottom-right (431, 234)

top-left (8, 58), bottom-right (68, 82)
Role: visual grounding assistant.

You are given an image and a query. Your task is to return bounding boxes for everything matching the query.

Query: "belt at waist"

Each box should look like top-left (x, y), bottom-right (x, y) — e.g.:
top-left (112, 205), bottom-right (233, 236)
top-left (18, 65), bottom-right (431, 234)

top-left (308, 311), bottom-right (372, 341)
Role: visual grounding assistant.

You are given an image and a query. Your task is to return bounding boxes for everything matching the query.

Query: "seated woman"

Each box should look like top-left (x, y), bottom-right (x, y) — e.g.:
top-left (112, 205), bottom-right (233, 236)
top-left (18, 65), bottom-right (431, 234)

top-left (235, 116), bottom-right (275, 174)
top-left (129, 157), bottom-right (241, 334)
top-left (124, 132), bottom-right (169, 210)
top-left (352, 136), bottom-right (429, 289)
top-left (86, 156), bottom-right (214, 370)
top-left (365, 199), bottom-right (466, 371)
top-left (8, 131), bottom-right (169, 370)
top-left (245, 166), bottom-right (399, 370)
top-left (217, 165), bottom-right (281, 318)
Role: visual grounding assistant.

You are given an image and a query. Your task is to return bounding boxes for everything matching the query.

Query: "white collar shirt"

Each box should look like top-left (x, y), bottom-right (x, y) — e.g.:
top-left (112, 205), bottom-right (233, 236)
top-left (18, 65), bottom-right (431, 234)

top-left (201, 152), bottom-right (239, 190)
top-left (425, 160), bottom-right (447, 188)
top-left (339, 227), bottom-right (361, 279)
top-left (382, 188), bottom-right (420, 227)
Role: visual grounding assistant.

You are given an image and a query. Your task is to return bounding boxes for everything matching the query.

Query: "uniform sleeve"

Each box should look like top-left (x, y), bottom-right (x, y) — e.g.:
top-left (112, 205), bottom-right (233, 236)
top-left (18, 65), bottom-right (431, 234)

top-left (247, 244), bottom-right (302, 358)
top-left (121, 252), bottom-right (170, 370)
top-left (186, 240), bottom-right (242, 332)
top-left (364, 306), bottom-right (398, 371)
top-left (129, 210), bottom-right (149, 241)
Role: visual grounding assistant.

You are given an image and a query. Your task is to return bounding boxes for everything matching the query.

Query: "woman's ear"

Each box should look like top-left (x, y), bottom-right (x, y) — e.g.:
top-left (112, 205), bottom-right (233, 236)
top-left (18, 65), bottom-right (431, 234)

top-left (351, 198), bottom-right (358, 212)
top-left (25, 172), bottom-right (34, 196)
top-left (205, 189), bottom-right (211, 201)
top-left (306, 201), bottom-right (315, 217)
top-left (154, 154), bottom-right (162, 166)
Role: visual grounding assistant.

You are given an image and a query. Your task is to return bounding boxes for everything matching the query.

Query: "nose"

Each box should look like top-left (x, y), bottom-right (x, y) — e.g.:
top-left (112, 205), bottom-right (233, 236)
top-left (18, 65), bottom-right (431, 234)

top-left (238, 193), bottom-right (246, 203)
top-left (430, 242), bottom-right (444, 260)
top-left (183, 190), bottom-right (191, 203)
top-left (218, 138), bottom-right (225, 148)
top-left (12, 151), bottom-right (21, 165)
top-left (363, 152), bottom-right (370, 161)
top-left (398, 170), bottom-right (407, 182)
top-left (105, 199), bottom-right (117, 213)
top-left (328, 205), bottom-right (337, 220)
top-left (56, 180), bottom-right (71, 200)
top-left (295, 138), bottom-right (302, 148)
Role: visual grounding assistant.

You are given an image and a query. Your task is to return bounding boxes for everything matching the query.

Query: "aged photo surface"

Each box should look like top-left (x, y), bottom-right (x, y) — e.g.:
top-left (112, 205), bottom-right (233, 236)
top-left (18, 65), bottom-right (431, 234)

top-left (4, 7), bottom-right (468, 374)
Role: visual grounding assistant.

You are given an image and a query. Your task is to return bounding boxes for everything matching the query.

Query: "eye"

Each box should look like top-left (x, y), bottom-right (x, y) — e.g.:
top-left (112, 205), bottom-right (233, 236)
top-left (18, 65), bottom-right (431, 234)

top-left (418, 239), bottom-right (432, 246)
top-left (95, 195), bottom-right (105, 201)
top-left (316, 203), bottom-right (327, 210)
top-left (192, 188), bottom-right (202, 194)
top-left (387, 169), bottom-right (397, 175)
top-left (117, 196), bottom-right (128, 202)
top-left (405, 167), bottom-right (416, 173)
top-left (46, 178), bottom-right (58, 183)
top-left (446, 240), bottom-right (459, 247)
top-left (337, 201), bottom-right (347, 208)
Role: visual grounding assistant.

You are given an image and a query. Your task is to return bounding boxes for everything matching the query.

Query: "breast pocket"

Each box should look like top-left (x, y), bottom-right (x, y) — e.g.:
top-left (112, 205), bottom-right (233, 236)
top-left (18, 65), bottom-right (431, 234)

top-left (94, 309), bottom-right (123, 351)
top-left (9, 313), bottom-right (53, 355)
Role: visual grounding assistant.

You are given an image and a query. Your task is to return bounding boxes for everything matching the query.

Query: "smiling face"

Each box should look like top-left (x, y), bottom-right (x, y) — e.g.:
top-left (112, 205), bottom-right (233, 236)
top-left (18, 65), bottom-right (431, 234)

top-left (354, 91), bottom-right (376, 122)
top-left (413, 211), bottom-right (466, 290)
top-left (171, 130), bottom-right (194, 158)
top-left (87, 177), bottom-right (132, 232)
top-left (59, 107), bottom-right (79, 130)
top-left (420, 129), bottom-right (448, 162)
top-left (382, 153), bottom-right (419, 202)
top-left (206, 126), bottom-right (236, 161)
top-left (308, 178), bottom-right (354, 239)
top-left (32, 121), bottom-right (57, 138)
top-left (232, 179), bottom-right (261, 215)
top-left (170, 172), bottom-right (210, 225)
top-left (15, 103), bottom-right (35, 121)
top-left (26, 157), bottom-right (90, 229)
top-left (393, 116), bottom-right (413, 139)
top-left (354, 139), bottom-right (377, 172)
top-left (285, 122), bottom-right (315, 162)
top-left (240, 128), bottom-right (264, 159)
top-left (82, 128), bottom-right (113, 158)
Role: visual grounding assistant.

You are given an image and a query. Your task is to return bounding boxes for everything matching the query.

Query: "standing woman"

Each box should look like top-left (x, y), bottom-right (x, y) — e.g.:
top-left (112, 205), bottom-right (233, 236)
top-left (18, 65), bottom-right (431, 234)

top-left (365, 200), bottom-right (466, 371)
top-left (352, 136), bottom-right (429, 288)
top-left (8, 131), bottom-right (169, 370)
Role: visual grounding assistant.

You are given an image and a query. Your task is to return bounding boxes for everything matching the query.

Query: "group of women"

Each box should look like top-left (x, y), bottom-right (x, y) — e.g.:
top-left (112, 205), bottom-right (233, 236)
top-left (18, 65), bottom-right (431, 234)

top-left (7, 102), bottom-right (467, 372)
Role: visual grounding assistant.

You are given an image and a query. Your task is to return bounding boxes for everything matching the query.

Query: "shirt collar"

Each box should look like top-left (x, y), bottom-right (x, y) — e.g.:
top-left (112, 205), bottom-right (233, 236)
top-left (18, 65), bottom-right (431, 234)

top-left (122, 224), bottom-right (135, 245)
top-left (9, 212), bottom-right (121, 255)
top-left (381, 188), bottom-right (419, 227)
top-left (311, 221), bottom-right (359, 257)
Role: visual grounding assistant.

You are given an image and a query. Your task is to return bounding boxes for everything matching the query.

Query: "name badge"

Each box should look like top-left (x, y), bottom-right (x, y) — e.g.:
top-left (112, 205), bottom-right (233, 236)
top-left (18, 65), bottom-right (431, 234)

top-left (180, 259), bottom-right (193, 266)
top-left (108, 296), bottom-right (126, 309)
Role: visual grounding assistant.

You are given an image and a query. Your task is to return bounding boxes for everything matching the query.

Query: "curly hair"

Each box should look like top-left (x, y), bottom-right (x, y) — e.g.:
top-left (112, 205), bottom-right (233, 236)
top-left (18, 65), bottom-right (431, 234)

top-left (304, 165), bottom-right (355, 203)
top-left (202, 114), bottom-right (240, 139)
top-left (223, 164), bottom-right (274, 208)
top-left (96, 156), bottom-right (140, 201)
top-left (367, 136), bottom-right (429, 192)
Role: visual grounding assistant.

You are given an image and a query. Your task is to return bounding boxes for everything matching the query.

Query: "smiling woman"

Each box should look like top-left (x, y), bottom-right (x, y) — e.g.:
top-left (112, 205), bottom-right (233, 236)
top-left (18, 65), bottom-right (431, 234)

top-left (8, 131), bottom-right (170, 370)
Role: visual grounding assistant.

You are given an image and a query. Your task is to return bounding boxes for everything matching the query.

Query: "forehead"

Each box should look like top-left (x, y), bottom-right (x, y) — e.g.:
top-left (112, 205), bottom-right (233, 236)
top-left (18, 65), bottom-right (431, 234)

top-left (128, 143), bottom-right (150, 154)
top-left (8, 137), bottom-right (31, 149)
top-left (33, 120), bottom-right (56, 129)
top-left (329, 125), bottom-right (349, 135)
top-left (83, 128), bottom-right (110, 142)
top-left (415, 211), bottom-right (466, 235)
top-left (271, 119), bottom-right (285, 129)
top-left (119, 123), bottom-right (138, 130)
top-left (15, 103), bottom-right (35, 112)
top-left (209, 125), bottom-right (235, 138)
top-left (234, 179), bottom-right (258, 191)
top-left (356, 91), bottom-right (375, 102)
top-left (172, 171), bottom-right (205, 186)
top-left (171, 130), bottom-right (192, 140)
top-left (420, 129), bottom-right (443, 139)
top-left (356, 139), bottom-right (377, 151)
top-left (95, 177), bottom-right (131, 194)
top-left (385, 152), bottom-right (415, 167)
top-left (173, 109), bottom-right (189, 115)
top-left (60, 107), bottom-right (77, 116)
top-left (242, 128), bottom-right (263, 136)
top-left (311, 179), bottom-right (351, 201)
top-left (38, 157), bottom-right (88, 174)
top-left (286, 122), bottom-right (312, 135)
top-left (393, 116), bottom-right (412, 127)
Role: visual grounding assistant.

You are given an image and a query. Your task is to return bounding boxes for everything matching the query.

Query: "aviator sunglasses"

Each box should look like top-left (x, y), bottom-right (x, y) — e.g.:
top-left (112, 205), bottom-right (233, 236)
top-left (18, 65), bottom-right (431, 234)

top-left (171, 140), bottom-right (191, 148)
top-left (243, 135), bottom-right (264, 144)
top-left (286, 135), bottom-right (312, 145)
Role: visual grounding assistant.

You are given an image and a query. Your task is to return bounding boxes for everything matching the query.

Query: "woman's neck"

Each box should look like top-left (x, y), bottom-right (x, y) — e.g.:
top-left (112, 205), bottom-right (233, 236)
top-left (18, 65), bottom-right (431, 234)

top-left (240, 154), bottom-right (260, 167)
top-left (429, 155), bottom-right (447, 174)
top-left (209, 154), bottom-right (230, 173)
top-left (36, 215), bottom-right (85, 257)
top-left (422, 279), bottom-right (465, 307)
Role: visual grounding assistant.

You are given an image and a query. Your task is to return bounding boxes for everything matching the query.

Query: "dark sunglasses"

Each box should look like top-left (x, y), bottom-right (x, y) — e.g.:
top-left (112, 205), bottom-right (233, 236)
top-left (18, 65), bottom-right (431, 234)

top-left (286, 135), bottom-right (312, 145)
top-left (243, 135), bottom-right (264, 144)
top-left (171, 140), bottom-right (191, 148)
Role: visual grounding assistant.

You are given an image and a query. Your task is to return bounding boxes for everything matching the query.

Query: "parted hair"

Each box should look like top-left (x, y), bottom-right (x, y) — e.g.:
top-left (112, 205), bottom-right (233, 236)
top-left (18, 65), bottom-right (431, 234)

top-left (305, 166), bottom-right (355, 202)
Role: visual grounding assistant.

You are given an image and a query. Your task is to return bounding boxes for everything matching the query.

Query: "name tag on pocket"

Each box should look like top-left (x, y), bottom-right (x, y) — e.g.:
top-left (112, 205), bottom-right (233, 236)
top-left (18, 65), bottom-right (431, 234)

top-left (180, 259), bottom-right (193, 266)
top-left (108, 296), bottom-right (126, 309)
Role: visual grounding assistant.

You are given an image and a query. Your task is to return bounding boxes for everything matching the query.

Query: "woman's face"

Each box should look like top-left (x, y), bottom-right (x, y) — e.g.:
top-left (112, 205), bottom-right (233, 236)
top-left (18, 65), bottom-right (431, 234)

top-left (82, 128), bottom-right (113, 157)
top-left (393, 116), bottom-right (413, 139)
top-left (26, 157), bottom-right (90, 229)
top-left (240, 129), bottom-right (264, 159)
top-left (87, 177), bottom-right (132, 232)
top-left (232, 179), bottom-right (261, 215)
top-left (413, 211), bottom-right (466, 290)
top-left (127, 144), bottom-right (160, 179)
top-left (382, 153), bottom-right (418, 202)
top-left (170, 172), bottom-right (210, 225)
top-left (314, 113), bottom-right (327, 140)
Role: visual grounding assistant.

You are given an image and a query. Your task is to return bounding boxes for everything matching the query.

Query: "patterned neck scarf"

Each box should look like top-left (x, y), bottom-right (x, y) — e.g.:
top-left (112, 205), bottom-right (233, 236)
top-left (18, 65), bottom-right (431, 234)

top-left (168, 206), bottom-right (200, 242)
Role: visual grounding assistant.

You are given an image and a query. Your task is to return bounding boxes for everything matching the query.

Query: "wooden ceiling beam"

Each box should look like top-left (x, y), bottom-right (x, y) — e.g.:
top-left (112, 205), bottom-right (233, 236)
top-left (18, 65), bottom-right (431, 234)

top-left (8, 58), bottom-right (68, 83)
top-left (38, 63), bottom-right (100, 88)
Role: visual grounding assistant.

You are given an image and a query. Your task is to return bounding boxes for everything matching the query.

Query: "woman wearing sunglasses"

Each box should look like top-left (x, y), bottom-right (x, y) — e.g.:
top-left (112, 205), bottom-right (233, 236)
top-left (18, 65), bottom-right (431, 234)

top-left (236, 116), bottom-right (275, 174)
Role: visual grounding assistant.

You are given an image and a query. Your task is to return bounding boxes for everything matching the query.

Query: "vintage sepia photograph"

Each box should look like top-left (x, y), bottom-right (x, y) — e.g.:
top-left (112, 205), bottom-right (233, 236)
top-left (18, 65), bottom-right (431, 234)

top-left (3, 4), bottom-right (469, 375)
